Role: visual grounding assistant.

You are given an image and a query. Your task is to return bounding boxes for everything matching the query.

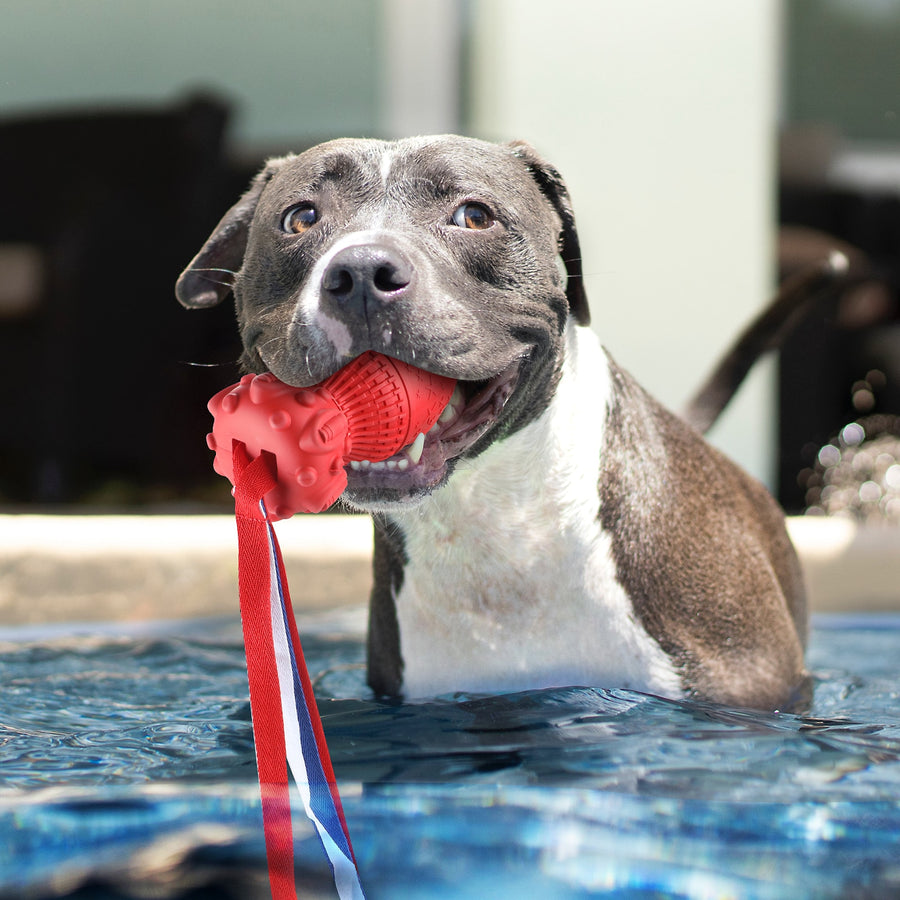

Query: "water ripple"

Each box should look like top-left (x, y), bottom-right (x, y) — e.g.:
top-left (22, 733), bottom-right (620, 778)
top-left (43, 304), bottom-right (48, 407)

top-left (0, 613), bottom-right (898, 898)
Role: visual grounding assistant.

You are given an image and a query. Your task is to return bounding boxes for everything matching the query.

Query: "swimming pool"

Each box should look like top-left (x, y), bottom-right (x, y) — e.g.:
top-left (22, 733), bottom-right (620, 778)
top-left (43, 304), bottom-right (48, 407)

top-left (1, 610), bottom-right (898, 899)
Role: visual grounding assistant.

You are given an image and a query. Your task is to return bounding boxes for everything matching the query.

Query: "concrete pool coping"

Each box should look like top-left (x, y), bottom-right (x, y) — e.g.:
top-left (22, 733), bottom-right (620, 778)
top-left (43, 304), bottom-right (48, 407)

top-left (0, 513), bottom-right (898, 625)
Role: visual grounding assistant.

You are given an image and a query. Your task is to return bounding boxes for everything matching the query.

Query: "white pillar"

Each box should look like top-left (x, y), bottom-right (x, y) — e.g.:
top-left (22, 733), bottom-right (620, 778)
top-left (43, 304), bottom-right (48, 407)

top-left (379, 0), bottom-right (463, 138)
top-left (468, 0), bottom-right (779, 485)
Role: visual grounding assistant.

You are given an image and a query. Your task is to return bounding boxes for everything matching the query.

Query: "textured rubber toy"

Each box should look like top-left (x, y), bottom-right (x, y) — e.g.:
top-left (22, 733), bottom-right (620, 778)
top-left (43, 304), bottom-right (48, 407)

top-left (207, 351), bottom-right (457, 518)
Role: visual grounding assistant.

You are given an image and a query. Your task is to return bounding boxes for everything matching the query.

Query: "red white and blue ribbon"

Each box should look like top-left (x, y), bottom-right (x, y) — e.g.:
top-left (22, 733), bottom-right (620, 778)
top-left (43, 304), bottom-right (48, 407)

top-left (232, 443), bottom-right (366, 900)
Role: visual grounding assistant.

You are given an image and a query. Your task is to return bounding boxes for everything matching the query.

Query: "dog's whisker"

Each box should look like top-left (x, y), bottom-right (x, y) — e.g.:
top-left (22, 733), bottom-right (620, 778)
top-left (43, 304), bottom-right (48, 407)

top-left (184, 267), bottom-right (238, 289)
top-left (192, 274), bottom-right (236, 289)
top-left (253, 336), bottom-right (285, 372)
top-left (191, 266), bottom-right (238, 276)
top-left (178, 359), bottom-right (236, 368)
top-left (576, 267), bottom-right (616, 282)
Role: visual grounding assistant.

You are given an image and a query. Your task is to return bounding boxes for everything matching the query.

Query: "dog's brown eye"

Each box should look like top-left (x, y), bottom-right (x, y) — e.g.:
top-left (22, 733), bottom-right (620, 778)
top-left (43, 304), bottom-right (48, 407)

top-left (451, 202), bottom-right (494, 230)
top-left (282, 204), bottom-right (318, 234)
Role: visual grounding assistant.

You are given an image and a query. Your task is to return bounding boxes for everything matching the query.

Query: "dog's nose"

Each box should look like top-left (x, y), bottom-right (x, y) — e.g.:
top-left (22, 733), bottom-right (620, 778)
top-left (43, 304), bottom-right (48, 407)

top-left (321, 244), bottom-right (413, 309)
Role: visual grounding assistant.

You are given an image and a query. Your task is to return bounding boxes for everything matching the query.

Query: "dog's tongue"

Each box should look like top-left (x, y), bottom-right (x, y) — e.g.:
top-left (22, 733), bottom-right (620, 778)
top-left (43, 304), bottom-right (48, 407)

top-left (206, 351), bottom-right (457, 518)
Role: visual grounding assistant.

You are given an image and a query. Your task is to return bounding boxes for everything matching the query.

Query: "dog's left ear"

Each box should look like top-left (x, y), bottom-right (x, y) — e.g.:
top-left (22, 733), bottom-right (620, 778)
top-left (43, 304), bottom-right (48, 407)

top-left (508, 141), bottom-right (590, 326)
top-left (175, 163), bottom-right (280, 308)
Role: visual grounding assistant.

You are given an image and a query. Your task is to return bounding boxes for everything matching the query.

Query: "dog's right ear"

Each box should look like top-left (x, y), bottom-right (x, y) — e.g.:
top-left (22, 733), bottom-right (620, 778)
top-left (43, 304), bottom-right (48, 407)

top-left (175, 165), bottom-right (278, 308)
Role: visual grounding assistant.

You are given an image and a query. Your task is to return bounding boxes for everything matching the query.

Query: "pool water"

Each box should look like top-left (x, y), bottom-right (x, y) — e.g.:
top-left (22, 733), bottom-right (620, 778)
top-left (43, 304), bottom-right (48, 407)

top-left (1, 610), bottom-right (899, 899)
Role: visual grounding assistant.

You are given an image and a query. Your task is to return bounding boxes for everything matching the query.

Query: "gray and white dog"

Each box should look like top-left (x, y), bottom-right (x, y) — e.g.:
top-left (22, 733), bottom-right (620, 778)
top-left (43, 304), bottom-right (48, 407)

top-left (177, 136), bottom-right (809, 712)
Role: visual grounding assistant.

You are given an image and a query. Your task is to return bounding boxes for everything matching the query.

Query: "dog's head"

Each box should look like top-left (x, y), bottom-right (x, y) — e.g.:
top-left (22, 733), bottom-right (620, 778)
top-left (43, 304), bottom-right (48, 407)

top-left (177, 136), bottom-right (589, 510)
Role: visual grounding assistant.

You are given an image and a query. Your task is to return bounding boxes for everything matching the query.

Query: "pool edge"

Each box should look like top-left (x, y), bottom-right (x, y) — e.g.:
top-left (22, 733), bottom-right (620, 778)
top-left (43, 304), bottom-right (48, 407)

top-left (0, 513), bottom-right (897, 623)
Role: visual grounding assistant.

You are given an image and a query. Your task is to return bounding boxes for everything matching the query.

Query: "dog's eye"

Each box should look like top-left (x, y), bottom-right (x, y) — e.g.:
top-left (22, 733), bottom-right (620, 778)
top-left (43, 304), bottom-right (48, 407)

top-left (451, 202), bottom-right (494, 230)
top-left (282, 204), bottom-right (318, 234)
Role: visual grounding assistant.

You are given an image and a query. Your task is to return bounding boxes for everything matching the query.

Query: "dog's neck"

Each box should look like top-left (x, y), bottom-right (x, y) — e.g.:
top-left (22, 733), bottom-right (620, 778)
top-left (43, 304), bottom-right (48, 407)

top-left (388, 321), bottom-right (609, 564)
top-left (390, 323), bottom-right (610, 552)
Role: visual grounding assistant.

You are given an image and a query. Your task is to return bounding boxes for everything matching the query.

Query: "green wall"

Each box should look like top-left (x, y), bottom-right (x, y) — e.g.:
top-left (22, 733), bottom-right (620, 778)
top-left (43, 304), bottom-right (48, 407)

top-left (1, 0), bottom-right (381, 147)
top-left (786, 0), bottom-right (900, 141)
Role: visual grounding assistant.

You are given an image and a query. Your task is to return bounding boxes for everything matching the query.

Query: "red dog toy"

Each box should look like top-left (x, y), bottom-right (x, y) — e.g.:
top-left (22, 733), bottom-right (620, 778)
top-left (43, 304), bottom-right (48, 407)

top-left (207, 351), bottom-right (457, 518)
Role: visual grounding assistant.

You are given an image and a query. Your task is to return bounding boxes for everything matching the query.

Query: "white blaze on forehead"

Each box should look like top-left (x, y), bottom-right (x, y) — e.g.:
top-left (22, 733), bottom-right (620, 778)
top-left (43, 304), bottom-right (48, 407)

top-left (380, 149), bottom-right (393, 187)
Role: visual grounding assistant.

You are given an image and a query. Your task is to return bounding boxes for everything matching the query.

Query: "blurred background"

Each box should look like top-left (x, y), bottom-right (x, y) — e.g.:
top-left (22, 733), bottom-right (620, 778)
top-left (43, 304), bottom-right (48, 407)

top-left (0, 0), bottom-right (898, 515)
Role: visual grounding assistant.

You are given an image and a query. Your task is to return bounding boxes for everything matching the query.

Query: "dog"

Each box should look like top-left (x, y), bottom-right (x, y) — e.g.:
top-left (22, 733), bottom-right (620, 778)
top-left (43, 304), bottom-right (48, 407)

top-left (177, 135), bottom-right (810, 712)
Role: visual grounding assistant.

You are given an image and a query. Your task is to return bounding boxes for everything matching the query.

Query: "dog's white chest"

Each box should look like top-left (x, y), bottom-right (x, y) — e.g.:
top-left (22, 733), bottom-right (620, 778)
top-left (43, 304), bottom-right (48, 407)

top-left (388, 326), bottom-right (683, 699)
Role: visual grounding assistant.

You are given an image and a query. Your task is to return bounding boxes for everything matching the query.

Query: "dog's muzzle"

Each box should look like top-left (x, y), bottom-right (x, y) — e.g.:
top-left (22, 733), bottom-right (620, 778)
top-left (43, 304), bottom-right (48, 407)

top-left (342, 359), bottom-right (521, 509)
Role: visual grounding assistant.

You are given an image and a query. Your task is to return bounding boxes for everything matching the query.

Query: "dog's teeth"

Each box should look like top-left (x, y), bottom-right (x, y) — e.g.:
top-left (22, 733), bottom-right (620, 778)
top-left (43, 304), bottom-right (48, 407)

top-left (438, 402), bottom-right (457, 424)
top-left (436, 385), bottom-right (464, 425)
top-left (387, 460), bottom-right (398, 470)
top-left (349, 460), bottom-right (361, 471)
top-left (408, 432), bottom-right (426, 465)
top-left (397, 459), bottom-right (409, 471)
top-left (360, 460), bottom-right (371, 469)
top-left (371, 461), bottom-right (387, 471)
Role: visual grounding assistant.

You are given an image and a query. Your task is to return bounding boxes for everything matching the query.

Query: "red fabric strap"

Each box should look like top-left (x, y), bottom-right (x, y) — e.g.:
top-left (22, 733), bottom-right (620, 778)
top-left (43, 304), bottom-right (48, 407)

top-left (233, 444), bottom-right (297, 898)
